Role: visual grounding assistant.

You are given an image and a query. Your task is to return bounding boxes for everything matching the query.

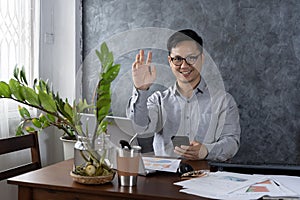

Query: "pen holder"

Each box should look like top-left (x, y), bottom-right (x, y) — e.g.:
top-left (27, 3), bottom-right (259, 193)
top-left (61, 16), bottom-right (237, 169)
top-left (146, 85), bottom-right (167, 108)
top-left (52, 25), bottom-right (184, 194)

top-left (116, 145), bottom-right (141, 186)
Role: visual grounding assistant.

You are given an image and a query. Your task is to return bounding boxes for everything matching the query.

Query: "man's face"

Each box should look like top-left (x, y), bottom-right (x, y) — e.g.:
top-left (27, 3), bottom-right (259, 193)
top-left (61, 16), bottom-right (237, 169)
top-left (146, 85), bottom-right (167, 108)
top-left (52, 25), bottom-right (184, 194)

top-left (168, 40), bottom-right (203, 88)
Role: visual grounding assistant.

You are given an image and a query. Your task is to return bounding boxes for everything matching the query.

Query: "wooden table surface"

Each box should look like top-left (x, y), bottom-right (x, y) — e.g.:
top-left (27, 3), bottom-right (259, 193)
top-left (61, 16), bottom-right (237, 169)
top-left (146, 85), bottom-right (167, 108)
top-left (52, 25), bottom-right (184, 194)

top-left (8, 159), bottom-right (211, 200)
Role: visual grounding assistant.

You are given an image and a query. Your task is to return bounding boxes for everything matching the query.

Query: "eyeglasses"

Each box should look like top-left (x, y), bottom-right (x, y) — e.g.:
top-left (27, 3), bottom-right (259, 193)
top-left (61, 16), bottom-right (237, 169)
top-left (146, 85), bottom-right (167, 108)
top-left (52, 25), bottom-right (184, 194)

top-left (170, 54), bottom-right (201, 66)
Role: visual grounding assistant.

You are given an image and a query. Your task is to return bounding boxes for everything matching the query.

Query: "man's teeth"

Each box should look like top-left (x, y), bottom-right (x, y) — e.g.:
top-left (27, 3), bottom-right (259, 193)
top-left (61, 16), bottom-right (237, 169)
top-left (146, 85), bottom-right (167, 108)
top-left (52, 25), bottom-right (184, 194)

top-left (181, 71), bottom-right (191, 74)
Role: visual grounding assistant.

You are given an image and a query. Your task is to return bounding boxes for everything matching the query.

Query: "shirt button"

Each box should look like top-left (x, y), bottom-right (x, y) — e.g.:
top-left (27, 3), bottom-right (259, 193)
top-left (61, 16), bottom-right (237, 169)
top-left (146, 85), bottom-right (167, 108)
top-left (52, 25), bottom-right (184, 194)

top-left (187, 116), bottom-right (189, 119)
top-left (131, 110), bottom-right (133, 112)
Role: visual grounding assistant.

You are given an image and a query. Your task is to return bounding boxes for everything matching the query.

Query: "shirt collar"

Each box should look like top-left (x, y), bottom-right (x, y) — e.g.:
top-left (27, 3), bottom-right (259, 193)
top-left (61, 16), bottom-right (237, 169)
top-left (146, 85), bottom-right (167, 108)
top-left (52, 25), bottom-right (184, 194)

top-left (171, 76), bottom-right (206, 95)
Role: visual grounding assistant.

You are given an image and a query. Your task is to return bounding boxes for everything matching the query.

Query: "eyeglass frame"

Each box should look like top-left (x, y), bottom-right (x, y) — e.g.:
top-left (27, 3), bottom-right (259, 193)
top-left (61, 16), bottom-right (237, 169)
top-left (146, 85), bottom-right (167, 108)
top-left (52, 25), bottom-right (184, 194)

top-left (169, 53), bottom-right (202, 66)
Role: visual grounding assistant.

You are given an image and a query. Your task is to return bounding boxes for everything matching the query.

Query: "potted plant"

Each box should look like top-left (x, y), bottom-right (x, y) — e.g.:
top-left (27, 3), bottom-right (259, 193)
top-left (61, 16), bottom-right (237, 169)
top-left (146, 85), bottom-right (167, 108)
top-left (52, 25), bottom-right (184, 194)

top-left (0, 42), bottom-right (121, 184)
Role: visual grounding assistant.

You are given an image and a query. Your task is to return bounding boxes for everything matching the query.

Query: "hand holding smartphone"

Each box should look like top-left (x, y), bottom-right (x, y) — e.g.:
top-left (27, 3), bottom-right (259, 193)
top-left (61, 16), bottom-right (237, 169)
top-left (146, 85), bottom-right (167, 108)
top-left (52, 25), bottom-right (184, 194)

top-left (171, 136), bottom-right (190, 148)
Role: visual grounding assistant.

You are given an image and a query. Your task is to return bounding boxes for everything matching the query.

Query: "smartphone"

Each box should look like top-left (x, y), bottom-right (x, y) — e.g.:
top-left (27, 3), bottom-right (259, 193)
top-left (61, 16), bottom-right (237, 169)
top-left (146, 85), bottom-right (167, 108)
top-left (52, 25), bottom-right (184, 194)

top-left (171, 136), bottom-right (190, 148)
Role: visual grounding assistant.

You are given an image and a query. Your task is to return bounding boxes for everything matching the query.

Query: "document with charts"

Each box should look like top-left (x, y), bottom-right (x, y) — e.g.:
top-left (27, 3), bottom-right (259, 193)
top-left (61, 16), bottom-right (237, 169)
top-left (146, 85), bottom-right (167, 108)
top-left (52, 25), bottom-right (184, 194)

top-left (175, 171), bottom-right (266, 195)
top-left (174, 171), bottom-right (300, 199)
top-left (142, 157), bottom-right (181, 172)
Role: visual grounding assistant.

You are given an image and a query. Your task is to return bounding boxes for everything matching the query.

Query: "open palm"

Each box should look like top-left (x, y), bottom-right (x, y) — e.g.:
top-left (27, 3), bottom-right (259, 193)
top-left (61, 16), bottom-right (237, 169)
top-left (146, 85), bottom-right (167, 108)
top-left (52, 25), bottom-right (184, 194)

top-left (132, 50), bottom-right (156, 90)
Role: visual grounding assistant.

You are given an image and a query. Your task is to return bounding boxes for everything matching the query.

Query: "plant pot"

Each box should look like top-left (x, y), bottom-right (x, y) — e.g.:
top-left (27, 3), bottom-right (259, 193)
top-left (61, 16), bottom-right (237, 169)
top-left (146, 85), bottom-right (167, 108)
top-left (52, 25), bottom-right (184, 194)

top-left (60, 136), bottom-right (76, 160)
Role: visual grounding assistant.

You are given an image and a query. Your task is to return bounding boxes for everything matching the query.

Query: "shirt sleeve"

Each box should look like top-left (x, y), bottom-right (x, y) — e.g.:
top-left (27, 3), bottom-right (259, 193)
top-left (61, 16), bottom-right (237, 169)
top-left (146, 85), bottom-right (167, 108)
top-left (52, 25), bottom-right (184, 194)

top-left (203, 93), bottom-right (241, 161)
top-left (126, 87), bottom-right (159, 134)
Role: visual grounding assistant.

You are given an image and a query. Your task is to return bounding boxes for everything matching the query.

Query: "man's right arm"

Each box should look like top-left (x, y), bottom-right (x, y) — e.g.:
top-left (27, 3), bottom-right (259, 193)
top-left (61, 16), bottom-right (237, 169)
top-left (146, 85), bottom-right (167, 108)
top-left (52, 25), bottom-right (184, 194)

top-left (126, 87), bottom-right (161, 134)
top-left (126, 87), bottom-right (150, 127)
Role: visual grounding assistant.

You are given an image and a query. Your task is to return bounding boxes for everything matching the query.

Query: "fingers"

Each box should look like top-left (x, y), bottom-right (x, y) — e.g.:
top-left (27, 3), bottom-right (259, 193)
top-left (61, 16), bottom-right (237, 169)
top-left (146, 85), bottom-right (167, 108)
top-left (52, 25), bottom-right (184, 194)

top-left (133, 50), bottom-right (153, 70)
top-left (174, 145), bottom-right (200, 160)
top-left (146, 51), bottom-right (152, 64)
top-left (139, 49), bottom-right (145, 64)
top-left (136, 50), bottom-right (152, 64)
top-left (135, 53), bottom-right (140, 63)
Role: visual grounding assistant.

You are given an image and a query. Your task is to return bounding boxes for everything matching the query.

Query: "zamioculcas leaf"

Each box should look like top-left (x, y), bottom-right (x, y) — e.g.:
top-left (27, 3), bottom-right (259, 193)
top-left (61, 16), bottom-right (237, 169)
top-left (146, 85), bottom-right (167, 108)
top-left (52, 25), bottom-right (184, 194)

top-left (39, 114), bottom-right (51, 128)
top-left (46, 113), bottom-right (56, 123)
top-left (20, 66), bottom-right (28, 85)
top-left (97, 92), bottom-right (110, 100)
top-left (9, 79), bottom-right (24, 100)
top-left (98, 121), bottom-right (108, 134)
top-left (75, 124), bottom-right (83, 135)
top-left (33, 78), bottom-right (38, 89)
top-left (63, 102), bottom-right (73, 120)
top-left (100, 43), bottom-right (110, 65)
top-left (95, 50), bottom-right (103, 66)
top-left (97, 83), bottom-right (111, 96)
top-left (103, 60), bottom-right (116, 73)
top-left (38, 92), bottom-right (57, 112)
top-left (97, 104), bottom-right (110, 122)
top-left (38, 113), bottom-right (47, 123)
top-left (0, 81), bottom-right (11, 97)
top-left (97, 98), bottom-right (111, 110)
top-left (32, 118), bottom-right (42, 128)
top-left (54, 93), bottom-right (71, 120)
top-left (25, 126), bottom-right (36, 133)
top-left (16, 123), bottom-right (24, 136)
top-left (37, 79), bottom-right (49, 93)
top-left (13, 66), bottom-right (20, 81)
top-left (18, 105), bottom-right (31, 119)
top-left (21, 86), bottom-right (40, 106)
top-left (42, 120), bottom-right (51, 129)
top-left (103, 55), bottom-right (113, 72)
top-left (101, 64), bottom-right (121, 83)
top-left (77, 99), bottom-right (94, 113)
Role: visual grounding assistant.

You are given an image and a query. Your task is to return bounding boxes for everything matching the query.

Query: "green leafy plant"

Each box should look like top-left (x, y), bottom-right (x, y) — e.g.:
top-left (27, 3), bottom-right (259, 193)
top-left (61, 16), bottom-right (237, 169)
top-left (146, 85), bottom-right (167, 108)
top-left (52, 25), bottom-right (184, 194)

top-left (0, 42), bottom-right (120, 177)
top-left (95, 43), bottom-right (120, 134)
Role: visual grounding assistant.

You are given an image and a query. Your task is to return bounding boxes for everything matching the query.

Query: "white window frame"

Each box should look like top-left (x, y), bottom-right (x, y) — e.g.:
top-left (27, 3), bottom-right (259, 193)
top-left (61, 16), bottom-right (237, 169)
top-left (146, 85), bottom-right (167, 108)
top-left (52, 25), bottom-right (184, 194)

top-left (0, 0), bottom-right (40, 137)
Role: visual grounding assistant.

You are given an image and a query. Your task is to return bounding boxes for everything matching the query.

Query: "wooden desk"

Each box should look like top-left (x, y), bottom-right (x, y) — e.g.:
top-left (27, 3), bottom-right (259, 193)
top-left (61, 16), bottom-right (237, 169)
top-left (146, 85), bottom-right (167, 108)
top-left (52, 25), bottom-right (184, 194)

top-left (8, 159), bottom-right (209, 200)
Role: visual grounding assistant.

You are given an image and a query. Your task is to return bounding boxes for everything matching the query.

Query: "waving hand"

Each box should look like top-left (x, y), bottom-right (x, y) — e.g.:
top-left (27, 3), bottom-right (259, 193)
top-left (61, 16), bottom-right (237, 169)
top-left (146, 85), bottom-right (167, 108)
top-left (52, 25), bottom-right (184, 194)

top-left (132, 50), bottom-right (156, 90)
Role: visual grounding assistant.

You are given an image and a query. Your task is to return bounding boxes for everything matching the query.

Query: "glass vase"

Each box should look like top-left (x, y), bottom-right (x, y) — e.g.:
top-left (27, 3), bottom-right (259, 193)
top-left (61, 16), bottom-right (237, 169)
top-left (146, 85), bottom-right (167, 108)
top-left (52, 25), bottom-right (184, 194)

top-left (73, 136), bottom-right (95, 171)
top-left (73, 134), bottom-right (115, 173)
top-left (95, 134), bottom-right (115, 168)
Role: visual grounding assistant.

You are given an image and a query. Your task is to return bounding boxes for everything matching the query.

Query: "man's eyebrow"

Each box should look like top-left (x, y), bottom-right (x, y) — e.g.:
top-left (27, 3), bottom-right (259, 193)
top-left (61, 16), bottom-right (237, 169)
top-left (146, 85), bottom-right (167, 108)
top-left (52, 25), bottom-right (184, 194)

top-left (170, 53), bottom-right (199, 57)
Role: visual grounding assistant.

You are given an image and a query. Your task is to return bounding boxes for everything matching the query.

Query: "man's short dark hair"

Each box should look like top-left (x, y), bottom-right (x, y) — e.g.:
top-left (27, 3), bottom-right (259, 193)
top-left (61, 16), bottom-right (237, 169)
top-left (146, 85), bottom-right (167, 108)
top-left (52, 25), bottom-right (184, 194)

top-left (167, 29), bottom-right (203, 55)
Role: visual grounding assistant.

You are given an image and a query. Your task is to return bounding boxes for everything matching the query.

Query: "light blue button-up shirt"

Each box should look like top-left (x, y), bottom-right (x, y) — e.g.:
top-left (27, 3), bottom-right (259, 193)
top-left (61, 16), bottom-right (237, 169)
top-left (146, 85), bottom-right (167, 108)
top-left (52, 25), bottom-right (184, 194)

top-left (126, 78), bottom-right (240, 161)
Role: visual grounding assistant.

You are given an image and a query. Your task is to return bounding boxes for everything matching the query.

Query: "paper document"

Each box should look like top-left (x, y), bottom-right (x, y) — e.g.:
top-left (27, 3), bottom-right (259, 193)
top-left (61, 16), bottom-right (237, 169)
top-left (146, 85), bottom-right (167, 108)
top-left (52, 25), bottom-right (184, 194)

top-left (175, 171), bottom-right (267, 197)
top-left (174, 171), bottom-right (300, 200)
top-left (142, 157), bottom-right (181, 172)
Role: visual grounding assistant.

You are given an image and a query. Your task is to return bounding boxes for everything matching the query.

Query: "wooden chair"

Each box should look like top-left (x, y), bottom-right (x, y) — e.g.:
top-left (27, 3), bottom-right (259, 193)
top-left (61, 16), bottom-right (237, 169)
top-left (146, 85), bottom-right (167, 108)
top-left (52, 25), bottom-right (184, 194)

top-left (0, 132), bottom-right (41, 181)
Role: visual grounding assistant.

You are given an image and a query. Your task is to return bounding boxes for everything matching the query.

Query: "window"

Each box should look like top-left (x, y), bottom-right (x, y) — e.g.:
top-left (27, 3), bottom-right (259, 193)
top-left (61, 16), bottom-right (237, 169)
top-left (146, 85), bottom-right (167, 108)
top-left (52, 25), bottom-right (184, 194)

top-left (0, 0), bottom-right (39, 138)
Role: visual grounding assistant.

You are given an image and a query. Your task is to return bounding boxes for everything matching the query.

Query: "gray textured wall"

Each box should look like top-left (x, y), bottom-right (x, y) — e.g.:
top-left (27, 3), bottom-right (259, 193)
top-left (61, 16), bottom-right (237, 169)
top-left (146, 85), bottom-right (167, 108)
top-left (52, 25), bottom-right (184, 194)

top-left (82, 0), bottom-right (300, 165)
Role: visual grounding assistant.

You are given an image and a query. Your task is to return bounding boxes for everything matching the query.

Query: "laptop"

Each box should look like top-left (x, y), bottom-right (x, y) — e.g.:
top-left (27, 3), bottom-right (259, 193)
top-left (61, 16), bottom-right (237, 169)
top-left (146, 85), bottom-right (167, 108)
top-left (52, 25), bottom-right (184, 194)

top-left (80, 114), bottom-right (156, 176)
top-left (209, 160), bottom-right (300, 176)
top-left (106, 115), bottom-right (156, 176)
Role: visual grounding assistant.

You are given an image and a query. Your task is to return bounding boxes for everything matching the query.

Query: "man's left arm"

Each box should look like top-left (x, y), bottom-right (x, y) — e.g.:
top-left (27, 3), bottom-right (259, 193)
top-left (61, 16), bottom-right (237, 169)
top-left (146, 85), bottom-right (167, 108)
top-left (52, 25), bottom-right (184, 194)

top-left (203, 93), bottom-right (241, 161)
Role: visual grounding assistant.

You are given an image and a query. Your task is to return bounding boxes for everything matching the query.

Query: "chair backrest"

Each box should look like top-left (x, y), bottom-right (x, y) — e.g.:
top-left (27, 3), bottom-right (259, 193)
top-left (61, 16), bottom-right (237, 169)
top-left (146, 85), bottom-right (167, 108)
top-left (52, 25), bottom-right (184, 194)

top-left (0, 132), bottom-right (41, 181)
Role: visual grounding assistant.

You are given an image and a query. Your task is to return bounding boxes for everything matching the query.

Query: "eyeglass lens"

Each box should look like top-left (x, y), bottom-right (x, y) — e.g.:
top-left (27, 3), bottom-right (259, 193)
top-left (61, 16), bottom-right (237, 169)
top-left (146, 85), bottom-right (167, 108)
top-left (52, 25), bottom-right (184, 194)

top-left (171, 55), bottom-right (200, 66)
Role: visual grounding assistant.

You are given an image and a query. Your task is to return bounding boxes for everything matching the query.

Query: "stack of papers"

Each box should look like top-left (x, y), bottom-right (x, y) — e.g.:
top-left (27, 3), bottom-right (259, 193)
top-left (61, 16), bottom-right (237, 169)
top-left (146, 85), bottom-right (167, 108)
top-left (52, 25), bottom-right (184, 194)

top-left (174, 171), bottom-right (300, 199)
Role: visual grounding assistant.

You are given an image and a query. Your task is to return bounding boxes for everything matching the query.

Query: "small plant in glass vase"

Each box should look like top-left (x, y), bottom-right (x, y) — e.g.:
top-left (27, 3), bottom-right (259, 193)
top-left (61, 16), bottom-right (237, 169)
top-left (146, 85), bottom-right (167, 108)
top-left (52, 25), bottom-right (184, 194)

top-left (0, 42), bottom-right (120, 184)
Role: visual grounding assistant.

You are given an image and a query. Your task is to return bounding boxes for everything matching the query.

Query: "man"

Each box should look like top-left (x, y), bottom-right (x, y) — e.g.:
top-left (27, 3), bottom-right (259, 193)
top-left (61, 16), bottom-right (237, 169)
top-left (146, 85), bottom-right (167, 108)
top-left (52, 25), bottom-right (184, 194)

top-left (126, 29), bottom-right (240, 161)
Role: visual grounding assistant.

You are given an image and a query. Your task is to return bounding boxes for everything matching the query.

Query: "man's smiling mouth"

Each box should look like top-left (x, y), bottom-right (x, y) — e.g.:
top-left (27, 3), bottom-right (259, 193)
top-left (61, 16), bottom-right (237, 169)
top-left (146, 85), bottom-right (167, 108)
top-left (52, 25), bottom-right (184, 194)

top-left (180, 70), bottom-right (192, 75)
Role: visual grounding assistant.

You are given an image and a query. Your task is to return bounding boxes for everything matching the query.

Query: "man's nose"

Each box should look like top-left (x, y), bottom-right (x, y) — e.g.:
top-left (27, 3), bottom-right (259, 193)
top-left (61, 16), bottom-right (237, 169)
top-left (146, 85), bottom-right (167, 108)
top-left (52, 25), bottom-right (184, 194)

top-left (180, 59), bottom-right (190, 68)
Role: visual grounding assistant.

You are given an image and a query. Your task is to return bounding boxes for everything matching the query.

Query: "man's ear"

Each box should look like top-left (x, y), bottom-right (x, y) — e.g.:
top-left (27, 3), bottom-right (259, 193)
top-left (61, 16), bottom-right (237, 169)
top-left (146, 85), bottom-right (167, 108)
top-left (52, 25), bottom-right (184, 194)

top-left (168, 56), bottom-right (172, 66)
top-left (201, 53), bottom-right (205, 65)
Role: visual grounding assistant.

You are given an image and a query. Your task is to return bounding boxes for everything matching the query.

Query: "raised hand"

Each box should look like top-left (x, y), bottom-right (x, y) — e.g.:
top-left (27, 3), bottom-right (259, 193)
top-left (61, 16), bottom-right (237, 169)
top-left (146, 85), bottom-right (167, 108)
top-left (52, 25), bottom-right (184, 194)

top-left (132, 50), bottom-right (156, 90)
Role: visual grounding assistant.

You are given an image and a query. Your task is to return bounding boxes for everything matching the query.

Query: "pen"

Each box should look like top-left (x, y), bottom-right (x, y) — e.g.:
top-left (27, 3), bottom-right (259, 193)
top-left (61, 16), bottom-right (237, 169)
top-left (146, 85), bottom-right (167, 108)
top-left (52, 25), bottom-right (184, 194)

top-left (273, 180), bottom-right (280, 186)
